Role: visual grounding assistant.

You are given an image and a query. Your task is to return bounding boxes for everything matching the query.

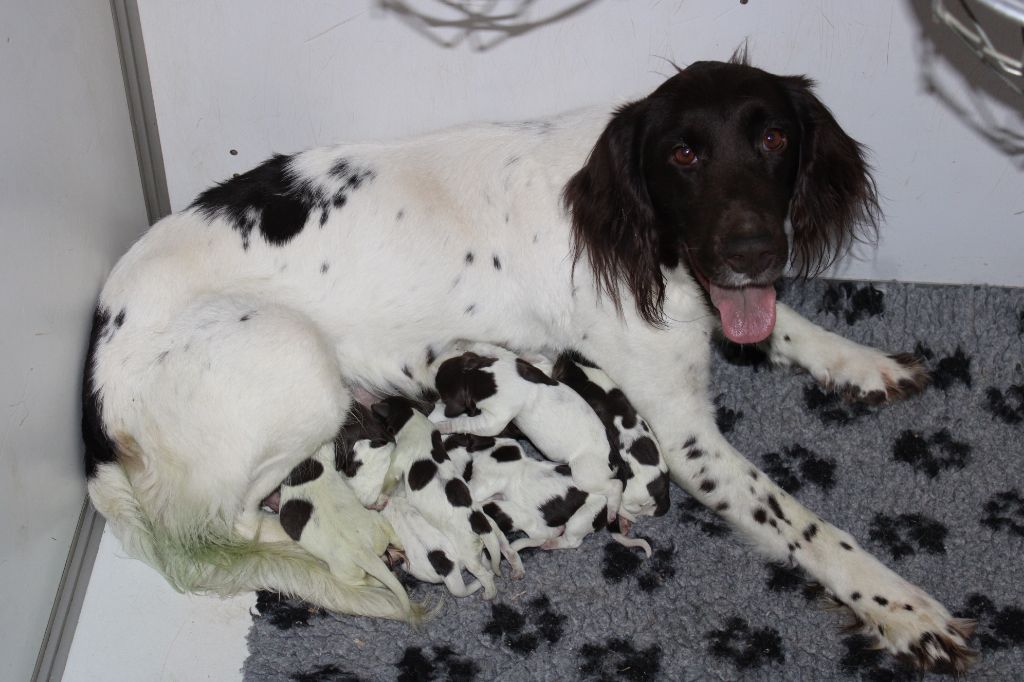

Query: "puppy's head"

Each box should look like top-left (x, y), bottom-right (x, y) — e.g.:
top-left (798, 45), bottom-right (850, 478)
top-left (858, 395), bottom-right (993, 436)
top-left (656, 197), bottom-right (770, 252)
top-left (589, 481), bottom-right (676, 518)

top-left (370, 396), bottom-right (417, 436)
top-left (564, 55), bottom-right (879, 343)
top-left (434, 351), bottom-right (499, 418)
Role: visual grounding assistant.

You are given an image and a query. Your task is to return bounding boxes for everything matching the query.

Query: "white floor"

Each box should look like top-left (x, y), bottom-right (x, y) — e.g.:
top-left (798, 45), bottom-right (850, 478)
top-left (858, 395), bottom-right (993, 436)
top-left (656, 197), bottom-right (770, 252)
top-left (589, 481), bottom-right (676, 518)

top-left (63, 528), bottom-right (253, 681)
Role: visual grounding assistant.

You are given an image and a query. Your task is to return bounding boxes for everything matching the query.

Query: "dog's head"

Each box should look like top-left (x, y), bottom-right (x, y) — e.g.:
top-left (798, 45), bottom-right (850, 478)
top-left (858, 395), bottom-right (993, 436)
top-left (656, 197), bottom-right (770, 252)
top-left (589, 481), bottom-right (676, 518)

top-left (434, 351), bottom-right (499, 418)
top-left (564, 55), bottom-right (879, 343)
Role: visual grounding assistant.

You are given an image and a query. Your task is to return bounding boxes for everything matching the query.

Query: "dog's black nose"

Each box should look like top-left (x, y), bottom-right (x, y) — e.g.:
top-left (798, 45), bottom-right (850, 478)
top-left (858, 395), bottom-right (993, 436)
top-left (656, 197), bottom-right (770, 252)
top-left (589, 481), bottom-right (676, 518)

top-left (720, 234), bottom-right (776, 277)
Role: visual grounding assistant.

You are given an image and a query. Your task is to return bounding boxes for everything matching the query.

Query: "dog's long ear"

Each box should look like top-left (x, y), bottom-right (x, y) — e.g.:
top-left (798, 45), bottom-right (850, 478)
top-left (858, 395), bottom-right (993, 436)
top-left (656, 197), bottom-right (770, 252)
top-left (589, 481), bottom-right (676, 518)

top-left (563, 100), bottom-right (664, 326)
top-left (781, 76), bottom-right (881, 277)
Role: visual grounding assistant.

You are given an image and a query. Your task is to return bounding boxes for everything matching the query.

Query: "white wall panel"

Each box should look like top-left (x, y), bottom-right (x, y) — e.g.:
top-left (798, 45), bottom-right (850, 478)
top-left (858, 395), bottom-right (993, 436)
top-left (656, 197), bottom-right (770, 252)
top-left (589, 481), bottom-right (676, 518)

top-left (137, 0), bottom-right (1023, 283)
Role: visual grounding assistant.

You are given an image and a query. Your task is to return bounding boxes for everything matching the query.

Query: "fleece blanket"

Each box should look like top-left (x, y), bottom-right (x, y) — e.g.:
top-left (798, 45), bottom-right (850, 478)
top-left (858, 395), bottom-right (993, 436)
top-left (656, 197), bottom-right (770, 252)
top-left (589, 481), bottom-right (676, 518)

top-left (244, 278), bottom-right (1024, 681)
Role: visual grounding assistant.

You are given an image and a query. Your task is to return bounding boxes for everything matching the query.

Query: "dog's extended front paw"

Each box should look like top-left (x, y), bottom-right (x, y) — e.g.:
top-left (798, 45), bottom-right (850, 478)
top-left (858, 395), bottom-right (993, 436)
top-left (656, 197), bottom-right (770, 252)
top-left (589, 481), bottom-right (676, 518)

top-left (854, 594), bottom-right (975, 673)
top-left (799, 341), bottom-right (929, 405)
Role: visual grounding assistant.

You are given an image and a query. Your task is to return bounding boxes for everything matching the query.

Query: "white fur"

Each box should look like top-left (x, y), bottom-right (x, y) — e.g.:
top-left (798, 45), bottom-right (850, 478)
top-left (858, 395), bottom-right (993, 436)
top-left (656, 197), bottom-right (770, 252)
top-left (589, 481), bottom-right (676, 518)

top-left (86, 105), bottom-right (970, 665)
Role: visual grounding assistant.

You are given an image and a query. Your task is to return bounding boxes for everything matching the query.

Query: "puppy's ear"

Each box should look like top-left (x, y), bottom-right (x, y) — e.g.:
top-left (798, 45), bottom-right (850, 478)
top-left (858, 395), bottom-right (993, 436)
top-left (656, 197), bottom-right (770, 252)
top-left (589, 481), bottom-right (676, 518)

top-left (781, 75), bottom-right (881, 277)
top-left (563, 99), bottom-right (664, 325)
top-left (370, 401), bottom-right (391, 421)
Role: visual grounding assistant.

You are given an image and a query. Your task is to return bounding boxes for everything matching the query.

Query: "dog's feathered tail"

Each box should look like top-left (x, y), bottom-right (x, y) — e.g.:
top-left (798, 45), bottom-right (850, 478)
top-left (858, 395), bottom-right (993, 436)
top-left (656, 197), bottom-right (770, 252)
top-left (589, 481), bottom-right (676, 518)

top-left (88, 462), bottom-right (429, 623)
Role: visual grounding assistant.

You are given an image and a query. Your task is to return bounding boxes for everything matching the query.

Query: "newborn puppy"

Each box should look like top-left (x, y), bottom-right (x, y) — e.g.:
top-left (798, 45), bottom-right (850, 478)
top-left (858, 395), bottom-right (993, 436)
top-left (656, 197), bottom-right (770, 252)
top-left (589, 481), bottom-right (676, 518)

top-left (382, 494), bottom-right (484, 597)
top-left (372, 397), bottom-right (524, 599)
top-left (334, 402), bottom-right (395, 508)
top-left (278, 443), bottom-right (420, 620)
top-left (431, 342), bottom-right (623, 522)
top-left (553, 353), bottom-right (671, 533)
top-left (444, 434), bottom-right (651, 556)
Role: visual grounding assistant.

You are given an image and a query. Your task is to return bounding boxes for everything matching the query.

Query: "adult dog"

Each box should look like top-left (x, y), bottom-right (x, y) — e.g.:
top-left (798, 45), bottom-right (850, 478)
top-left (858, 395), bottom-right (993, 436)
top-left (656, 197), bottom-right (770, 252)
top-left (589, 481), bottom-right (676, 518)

top-left (82, 56), bottom-right (974, 672)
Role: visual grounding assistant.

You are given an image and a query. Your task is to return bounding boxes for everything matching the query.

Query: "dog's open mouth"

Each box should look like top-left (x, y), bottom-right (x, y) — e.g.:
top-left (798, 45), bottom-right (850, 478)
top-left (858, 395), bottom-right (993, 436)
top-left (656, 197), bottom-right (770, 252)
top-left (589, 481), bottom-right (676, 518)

top-left (688, 262), bottom-right (777, 345)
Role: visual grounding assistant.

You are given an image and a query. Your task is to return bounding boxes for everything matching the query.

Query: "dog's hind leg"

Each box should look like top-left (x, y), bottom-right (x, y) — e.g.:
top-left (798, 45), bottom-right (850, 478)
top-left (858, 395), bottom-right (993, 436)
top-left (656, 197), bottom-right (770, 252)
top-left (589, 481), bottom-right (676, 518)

top-left (764, 303), bottom-right (930, 403)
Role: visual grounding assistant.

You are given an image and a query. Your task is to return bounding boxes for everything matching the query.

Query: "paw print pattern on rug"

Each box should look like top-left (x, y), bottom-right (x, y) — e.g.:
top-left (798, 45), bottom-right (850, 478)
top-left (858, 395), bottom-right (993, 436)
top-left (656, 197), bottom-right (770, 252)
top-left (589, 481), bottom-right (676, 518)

top-left (714, 394), bottom-right (744, 435)
top-left (867, 513), bottom-right (948, 560)
top-left (758, 444), bottom-right (836, 494)
top-left (820, 282), bottom-right (885, 325)
top-left (677, 497), bottom-right (730, 537)
top-left (838, 634), bottom-right (916, 682)
top-left (601, 541), bottom-right (676, 592)
top-left (984, 384), bottom-right (1024, 425)
top-left (957, 594), bottom-right (1024, 653)
top-left (253, 590), bottom-right (324, 630)
top-left (578, 637), bottom-right (662, 681)
top-left (481, 595), bottom-right (566, 655)
top-left (912, 343), bottom-right (972, 390)
top-left (705, 616), bottom-right (786, 669)
top-left (764, 564), bottom-right (819, 600)
top-left (891, 429), bottom-right (971, 477)
top-left (397, 646), bottom-right (478, 682)
top-left (290, 664), bottom-right (364, 682)
top-left (804, 385), bottom-right (874, 425)
top-left (981, 489), bottom-right (1024, 538)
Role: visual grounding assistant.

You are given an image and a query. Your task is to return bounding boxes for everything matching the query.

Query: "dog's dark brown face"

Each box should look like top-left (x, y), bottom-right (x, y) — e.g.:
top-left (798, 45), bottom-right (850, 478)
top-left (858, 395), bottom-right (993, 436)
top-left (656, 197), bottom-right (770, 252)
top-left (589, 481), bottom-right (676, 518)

top-left (564, 58), bottom-right (879, 344)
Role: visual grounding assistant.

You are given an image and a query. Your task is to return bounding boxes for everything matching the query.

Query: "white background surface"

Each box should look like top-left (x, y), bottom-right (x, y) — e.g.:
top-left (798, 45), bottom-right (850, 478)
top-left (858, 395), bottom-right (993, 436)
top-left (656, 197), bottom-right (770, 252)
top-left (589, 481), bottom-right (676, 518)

top-left (0, 3), bottom-right (149, 680)
top-left (136, 0), bottom-right (1023, 286)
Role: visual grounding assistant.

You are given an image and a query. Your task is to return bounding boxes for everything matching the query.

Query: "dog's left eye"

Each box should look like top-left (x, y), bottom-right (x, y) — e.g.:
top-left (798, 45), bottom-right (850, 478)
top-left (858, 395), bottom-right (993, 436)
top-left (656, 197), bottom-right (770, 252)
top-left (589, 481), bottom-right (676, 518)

top-left (762, 128), bottom-right (787, 152)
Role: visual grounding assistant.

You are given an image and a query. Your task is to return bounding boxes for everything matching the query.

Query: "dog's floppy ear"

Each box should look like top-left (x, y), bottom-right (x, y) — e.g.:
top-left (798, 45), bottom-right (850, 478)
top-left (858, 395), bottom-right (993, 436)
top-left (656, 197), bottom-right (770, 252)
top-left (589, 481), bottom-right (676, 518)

top-left (563, 99), bottom-right (665, 326)
top-left (781, 75), bottom-right (881, 277)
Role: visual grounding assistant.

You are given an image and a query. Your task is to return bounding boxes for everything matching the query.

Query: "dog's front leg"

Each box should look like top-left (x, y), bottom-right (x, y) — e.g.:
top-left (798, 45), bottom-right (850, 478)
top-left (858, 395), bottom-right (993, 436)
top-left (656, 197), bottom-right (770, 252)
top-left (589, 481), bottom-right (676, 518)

top-left (576, 284), bottom-right (974, 673)
top-left (763, 302), bottom-right (929, 403)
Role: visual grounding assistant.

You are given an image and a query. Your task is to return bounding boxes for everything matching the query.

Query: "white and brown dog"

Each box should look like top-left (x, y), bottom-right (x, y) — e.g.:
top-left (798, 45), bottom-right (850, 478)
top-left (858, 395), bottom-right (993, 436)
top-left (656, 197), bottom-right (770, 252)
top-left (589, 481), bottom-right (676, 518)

top-left (83, 56), bottom-right (972, 671)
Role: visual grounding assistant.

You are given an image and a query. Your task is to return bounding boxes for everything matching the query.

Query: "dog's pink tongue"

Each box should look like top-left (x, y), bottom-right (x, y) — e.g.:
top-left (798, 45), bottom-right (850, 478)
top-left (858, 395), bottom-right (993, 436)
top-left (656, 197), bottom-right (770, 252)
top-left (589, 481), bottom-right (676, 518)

top-left (709, 284), bottom-right (777, 344)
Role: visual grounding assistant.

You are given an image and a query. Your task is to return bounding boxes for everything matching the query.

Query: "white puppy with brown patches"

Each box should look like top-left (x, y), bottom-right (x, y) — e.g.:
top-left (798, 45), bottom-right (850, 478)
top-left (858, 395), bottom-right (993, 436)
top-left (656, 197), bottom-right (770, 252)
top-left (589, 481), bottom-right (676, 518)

top-left (430, 342), bottom-right (623, 524)
top-left (277, 444), bottom-right (420, 620)
top-left (371, 396), bottom-right (524, 599)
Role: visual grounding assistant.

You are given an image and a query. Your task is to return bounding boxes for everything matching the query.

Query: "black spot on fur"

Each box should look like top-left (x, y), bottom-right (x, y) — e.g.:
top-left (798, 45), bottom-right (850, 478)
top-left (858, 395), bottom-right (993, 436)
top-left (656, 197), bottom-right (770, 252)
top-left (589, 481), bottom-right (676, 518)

top-left (408, 460), bottom-right (438, 491)
top-left (491, 445), bottom-right (522, 462)
top-left (958, 593), bottom-right (1024, 652)
top-left (445, 479), bottom-right (473, 507)
top-left (429, 431), bottom-right (449, 463)
top-left (981, 489), bottom-right (1024, 537)
top-left (984, 384), bottom-right (1024, 424)
top-left (554, 463), bottom-right (572, 476)
top-left (469, 510), bottom-right (490, 534)
top-left (283, 458), bottom-right (324, 486)
top-left (464, 303), bottom-right (476, 315)
top-left (802, 523), bottom-right (818, 542)
top-left (515, 358), bottom-right (558, 385)
top-left (254, 591), bottom-right (324, 630)
top-left (892, 429), bottom-right (970, 477)
top-left (705, 616), bottom-right (785, 669)
top-left (678, 497), bottom-right (730, 536)
top-left (753, 508), bottom-right (768, 524)
top-left (578, 638), bottom-right (662, 682)
top-left (758, 444), bottom-right (836, 494)
top-left (648, 472), bottom-right (670, 516)
top-left (426, 550), bottom-right (454, 577)
top-left (461, 460), bottom-right (473, 482)
top-left (290, 664), bottom-right (362, 682)
top-left (820, 282), bottom-right (884, 325)
top-left (873, 595), bottom-right (889, 606)
top-left (628, 436), bottom-right (660, 466)
top-left (540, 487), bottom-right (588, 527)
top-left (766, 494), bottom-right (789, 524)
top-left (320, 262), bottom-right (330, 274)
top-left (765, 564), bottom-right (818, 600)
top-left (279, 499), bottom-right (314, 541)
top-left (492, 255), bottom-right (502, 270)
top-left (699, 479), bottom-right (717, 493)
top-left (465, 252), bottom-right (474, 264)
top-left (444, 433), bottom-right (497, 453)
top-left (82, 307), bottom-right (118, 478)
top-left (483, 502), bottom-right (516, 535)
top-left (190, 155), bottom-right (375, 248)
top-left (868, 513), bottom-right (947, 560)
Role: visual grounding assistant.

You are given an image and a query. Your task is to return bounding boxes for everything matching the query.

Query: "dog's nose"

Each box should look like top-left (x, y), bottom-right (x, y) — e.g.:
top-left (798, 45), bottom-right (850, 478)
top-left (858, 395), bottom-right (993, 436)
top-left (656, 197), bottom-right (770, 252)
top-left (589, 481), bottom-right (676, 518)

top-left (720, 234), bottom-right (776, 277)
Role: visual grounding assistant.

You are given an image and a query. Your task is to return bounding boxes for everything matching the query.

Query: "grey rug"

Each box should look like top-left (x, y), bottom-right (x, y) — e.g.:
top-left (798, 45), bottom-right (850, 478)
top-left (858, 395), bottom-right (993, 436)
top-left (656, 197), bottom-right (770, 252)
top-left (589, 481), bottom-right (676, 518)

top-left (244, 279), bottom-right (1024, 681)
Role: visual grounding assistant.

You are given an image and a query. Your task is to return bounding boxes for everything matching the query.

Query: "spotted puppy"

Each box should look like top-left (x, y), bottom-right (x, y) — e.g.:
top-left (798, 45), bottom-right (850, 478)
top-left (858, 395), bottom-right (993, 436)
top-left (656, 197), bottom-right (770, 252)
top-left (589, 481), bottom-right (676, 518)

top-left (445, 433), bottom-right (651, 555)
top-left (553, 352), bottom-right (671, 534)
top-left (382, 494), bottom-right (488, 598)
top-left (334, 402), bottom-right (395, 509)
top-left (372, 397), bottom-right (524, 598)
top-left (278, 443), bottom-right (420, 620)
top-left (432, 343), bottom-right (623, 523)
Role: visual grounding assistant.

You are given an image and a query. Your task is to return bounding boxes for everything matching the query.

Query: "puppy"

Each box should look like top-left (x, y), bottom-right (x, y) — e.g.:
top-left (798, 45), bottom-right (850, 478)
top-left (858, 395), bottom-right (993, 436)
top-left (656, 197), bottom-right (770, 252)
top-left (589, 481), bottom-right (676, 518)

top-left (371, 397), bottom-right (524, 598)
top-left (382, 495), bottom-right (486, 598)
top-left (334, 402), bottom-right (395, 509)
top-left (444, 434), bottom-right (651, 555)
top-left (277, 444), bottom-right (418, 619)
top-left (552, 352), bottom-right (671, 534)
top-left (431, 342), bottom-right (623, 522)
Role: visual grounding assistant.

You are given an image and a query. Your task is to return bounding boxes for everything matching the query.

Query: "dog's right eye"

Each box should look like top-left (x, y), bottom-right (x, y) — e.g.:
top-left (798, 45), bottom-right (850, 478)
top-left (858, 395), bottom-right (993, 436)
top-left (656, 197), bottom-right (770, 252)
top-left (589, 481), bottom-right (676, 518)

top-left (672, 144), bottom-right (698, 167)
